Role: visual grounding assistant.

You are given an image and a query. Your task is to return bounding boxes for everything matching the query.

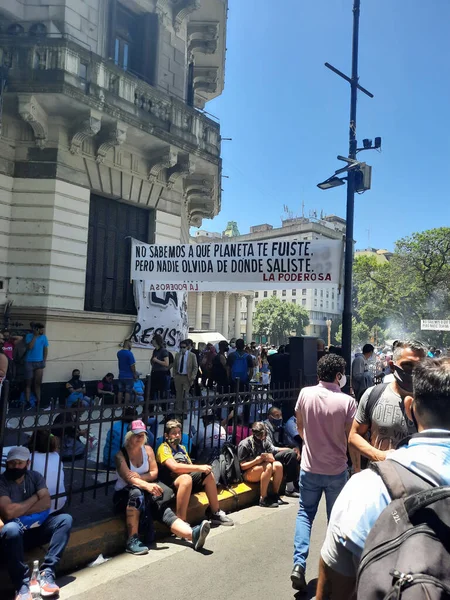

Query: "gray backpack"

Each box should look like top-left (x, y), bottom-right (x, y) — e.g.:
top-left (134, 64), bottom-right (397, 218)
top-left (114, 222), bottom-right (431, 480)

top-left (357, 433), bottom-right (450, 599)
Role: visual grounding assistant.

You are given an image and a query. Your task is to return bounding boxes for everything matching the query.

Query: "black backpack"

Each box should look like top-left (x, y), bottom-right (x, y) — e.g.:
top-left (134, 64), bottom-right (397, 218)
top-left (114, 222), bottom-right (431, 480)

top-left (218, 442), bottom-right (243, 488)
top-left (357, 433), bottom-right (450, 599)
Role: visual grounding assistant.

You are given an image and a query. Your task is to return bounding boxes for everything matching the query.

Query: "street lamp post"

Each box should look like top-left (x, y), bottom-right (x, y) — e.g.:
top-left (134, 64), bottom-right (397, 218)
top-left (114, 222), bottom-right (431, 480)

top-left (341, 0), bottom-right (361, 383)
top-left (318, 0), bottom-right (377, 390)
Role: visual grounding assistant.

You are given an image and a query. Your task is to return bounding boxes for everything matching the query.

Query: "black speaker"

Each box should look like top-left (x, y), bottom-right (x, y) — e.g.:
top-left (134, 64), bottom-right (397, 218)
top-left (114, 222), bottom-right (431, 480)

top-left (289, 336), bottom-right (318, 386)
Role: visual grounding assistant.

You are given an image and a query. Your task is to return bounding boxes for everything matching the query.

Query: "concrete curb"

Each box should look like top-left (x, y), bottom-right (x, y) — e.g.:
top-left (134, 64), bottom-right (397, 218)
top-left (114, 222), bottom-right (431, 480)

top-left (0, 482), bottom-right (259, 593)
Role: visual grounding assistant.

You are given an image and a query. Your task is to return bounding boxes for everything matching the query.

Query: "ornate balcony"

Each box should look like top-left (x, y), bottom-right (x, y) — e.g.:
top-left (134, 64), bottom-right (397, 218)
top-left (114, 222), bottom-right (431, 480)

top-left (0, 34), bottom-right (222, 224)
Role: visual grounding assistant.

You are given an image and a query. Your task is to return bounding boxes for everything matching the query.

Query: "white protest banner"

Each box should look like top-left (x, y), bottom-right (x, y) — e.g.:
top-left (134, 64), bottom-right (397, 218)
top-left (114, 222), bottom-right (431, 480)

top-left (131, 238), bottom-right (343, 290)
top-left (131, 280), bottom-right (189, 350)
top-left (421, 319), bottom-right (450, 331)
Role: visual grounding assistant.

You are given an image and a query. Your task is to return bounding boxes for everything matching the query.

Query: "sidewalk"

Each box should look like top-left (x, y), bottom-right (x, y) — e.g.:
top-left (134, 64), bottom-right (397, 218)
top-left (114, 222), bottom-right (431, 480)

top-left (0, 480), bottom-right (260, 595)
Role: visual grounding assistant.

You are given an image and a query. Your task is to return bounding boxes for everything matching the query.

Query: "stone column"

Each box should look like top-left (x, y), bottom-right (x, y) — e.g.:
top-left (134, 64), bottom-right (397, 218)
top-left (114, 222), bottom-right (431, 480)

top-left (195, 292), bottom-right (203, 330)
top-left (234, 293), bottom-right (242, 339)
top-left (223, 292), bottom-right (230, 338)
top-left (246, 295), bottom-right (254, 342)
top-left (210, 291), bottom-right (217, 330)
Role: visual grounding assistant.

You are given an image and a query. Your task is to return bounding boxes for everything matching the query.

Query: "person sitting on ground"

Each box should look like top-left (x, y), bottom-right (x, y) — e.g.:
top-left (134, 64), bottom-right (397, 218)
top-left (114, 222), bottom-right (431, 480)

top-left (316, 357), bottom-right (450, 600)
top-left (97, 373), bottom-right (116, 404)
top-left (0, 446), bottom-right (73, 600)
top-left (238, 421), bottom-right (284, 508)
top-left (52, 401), bottom-right (87, 460)
top-left (225, 411), bottom-right (250, 445)
top-left (66, 368), bottom-right (92, 408)
top-left (28, 430), bottom-right (67, 513)
top-left (133, 378), bottom-right (145, 403)
top-left (193, 409), bottom-right (227, 463)
top-left (349, 339), bottom-right (426, 469)
top-left (156, 420), bottom-right (234, 527)
top-left (114, 420), bottom-right (211, 554)
top-left (264, 407), bottom-right (300, 498)
top-left (284, 415), bottom-right (303, 454)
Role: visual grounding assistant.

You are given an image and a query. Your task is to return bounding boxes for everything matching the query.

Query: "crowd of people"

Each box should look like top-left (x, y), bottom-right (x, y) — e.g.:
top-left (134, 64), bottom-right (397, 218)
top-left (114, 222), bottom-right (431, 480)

top-left (2, 331), bottom-right (450, 600)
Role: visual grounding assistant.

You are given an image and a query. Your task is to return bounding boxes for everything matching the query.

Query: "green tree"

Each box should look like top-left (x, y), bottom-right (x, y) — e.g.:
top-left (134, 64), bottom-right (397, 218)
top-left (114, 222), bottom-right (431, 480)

top-left (335, 317), bottom-right (371, 348)
top-left (254, 296), bottom-right (309, 346)
top-left (353, 228), bottom-right (450, 346)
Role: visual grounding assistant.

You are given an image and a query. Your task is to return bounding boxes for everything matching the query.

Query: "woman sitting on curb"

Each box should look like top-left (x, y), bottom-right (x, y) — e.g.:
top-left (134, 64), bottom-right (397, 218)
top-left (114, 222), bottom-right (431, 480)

top-left (114, 420), bottom-right (211, 554)
top-left (156, 420), bottom-right (234, 526)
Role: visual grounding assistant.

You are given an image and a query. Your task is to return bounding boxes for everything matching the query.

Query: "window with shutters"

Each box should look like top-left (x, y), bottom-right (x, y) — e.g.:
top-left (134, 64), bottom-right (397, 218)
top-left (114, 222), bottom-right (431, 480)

top-left (85, 194), bottom-right (150, 315)
top-left (108, 2), bottom-right (158, 84)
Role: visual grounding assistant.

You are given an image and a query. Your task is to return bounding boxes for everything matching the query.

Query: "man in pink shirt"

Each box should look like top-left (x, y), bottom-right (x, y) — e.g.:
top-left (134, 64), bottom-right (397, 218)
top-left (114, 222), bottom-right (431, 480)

top-left (291, 354), bottom-right (358, 593)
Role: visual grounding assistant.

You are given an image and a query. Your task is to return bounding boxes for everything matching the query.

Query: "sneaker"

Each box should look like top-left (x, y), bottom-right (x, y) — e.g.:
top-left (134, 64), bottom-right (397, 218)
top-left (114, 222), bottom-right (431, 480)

top-left (126, 534), bottom-right (149, 555)
top-left (291, 565), bottom-right (307, 592)
top-left (15, 585), bottom-right (32, 600)
top-left (259, 496), bottom-right (279, 508)
top-left (285, 489), bottom-right (300, 498)
top-left (273, 494), bottom-right (290, 505)
top-left (208, 509), bottom-right (234, 527)
top-left (192, 519), bottom-right (211, 551)
top-left (40, 570), bottom-right (60, 597)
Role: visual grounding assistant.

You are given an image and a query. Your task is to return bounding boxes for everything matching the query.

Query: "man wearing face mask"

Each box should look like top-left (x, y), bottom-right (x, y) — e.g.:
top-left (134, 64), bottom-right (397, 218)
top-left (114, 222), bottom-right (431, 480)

top-left (316, 357), bottom-right (450, 600)
top-left (349, 340), bottom-right (426, 469)
top-left (0, 446), bottom-right (73, 600)
top-left (263, 407), bottom-right (300, 498)
top-left (238, 422), bottom-right (284, 508)
top-left (291, 354), bottom-right (357, 593)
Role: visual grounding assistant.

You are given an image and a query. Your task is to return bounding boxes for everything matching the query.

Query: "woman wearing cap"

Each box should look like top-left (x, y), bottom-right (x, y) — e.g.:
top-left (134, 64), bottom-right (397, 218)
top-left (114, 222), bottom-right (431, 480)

top-left (114, 419), bottom-right (211, 555)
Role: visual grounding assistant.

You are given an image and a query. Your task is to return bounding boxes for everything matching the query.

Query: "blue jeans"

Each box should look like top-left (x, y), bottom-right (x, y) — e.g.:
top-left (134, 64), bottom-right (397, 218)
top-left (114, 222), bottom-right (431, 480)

top-left (67, 392), bottom-right (92, 408)
top-left (0, 513), bottom-right (73, 590)
top-left (293, 469), bottom-right (348, 569)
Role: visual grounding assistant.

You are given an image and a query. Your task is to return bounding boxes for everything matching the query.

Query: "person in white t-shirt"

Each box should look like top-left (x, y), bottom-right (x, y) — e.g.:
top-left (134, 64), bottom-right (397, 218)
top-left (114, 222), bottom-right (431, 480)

top-left (193, 410), bottom-right (227, 462)
top-left (28, 430), bottom-right (67, 513)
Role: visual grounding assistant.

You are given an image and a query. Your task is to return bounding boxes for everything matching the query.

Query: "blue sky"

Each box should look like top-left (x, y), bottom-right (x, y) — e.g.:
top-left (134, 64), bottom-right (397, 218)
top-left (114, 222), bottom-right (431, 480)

top-left (200, 0), bottom-right (450, 251)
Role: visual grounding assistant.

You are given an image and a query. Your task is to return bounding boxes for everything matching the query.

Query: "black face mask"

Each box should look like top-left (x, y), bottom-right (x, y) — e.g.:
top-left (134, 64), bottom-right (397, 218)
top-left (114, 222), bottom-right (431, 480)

top-left (4, 466), bottom-right (28, 481)
top-left (393, 365), bottom-right (414, 394)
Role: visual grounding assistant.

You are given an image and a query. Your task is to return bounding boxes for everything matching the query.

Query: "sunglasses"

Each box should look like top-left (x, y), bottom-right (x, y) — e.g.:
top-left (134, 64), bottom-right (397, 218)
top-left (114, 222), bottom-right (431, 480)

top-left (252, 430), bottom-right (264, 436)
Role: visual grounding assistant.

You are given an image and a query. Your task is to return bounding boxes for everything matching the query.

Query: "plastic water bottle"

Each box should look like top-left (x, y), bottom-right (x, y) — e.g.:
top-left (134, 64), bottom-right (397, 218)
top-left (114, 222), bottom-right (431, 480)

top-left (30, 560), bottom-right (41, 598)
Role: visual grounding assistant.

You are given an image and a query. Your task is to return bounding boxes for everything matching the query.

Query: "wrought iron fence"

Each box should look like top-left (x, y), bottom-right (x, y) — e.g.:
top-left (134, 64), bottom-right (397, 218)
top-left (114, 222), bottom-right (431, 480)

top-left (0, 377), bottom-right (311, 509)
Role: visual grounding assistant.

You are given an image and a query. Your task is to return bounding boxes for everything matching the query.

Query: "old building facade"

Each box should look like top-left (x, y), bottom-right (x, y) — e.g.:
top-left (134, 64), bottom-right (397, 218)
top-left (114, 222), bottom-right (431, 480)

top-left (189, 215), bottom-right (346, 342)
top-left (0, 0), bottom-right (227, 385)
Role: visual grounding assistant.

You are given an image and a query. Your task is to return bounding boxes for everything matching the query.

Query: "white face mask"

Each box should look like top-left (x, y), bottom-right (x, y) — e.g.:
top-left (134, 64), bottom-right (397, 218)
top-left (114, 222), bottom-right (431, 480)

top-left (338, 373), bottom-right (347, 389)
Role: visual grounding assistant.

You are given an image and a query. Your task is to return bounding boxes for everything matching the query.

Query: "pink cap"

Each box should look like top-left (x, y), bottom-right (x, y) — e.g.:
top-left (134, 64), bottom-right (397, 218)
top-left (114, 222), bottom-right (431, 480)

top-left (130, 419), bottom-right (147, 434)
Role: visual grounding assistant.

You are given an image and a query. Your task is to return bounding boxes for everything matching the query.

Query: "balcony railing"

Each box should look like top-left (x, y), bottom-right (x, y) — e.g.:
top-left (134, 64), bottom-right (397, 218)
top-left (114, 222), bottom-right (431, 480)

top-left (0, 34), bottom-right (221, 158)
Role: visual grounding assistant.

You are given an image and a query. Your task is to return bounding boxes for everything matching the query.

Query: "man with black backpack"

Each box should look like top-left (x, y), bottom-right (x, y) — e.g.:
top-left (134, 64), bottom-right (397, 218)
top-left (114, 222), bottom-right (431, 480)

top-left (316, 357), bottom-right (450, 600)
top-left (349, 340), bottom-right (426, 470)
top-left (227, 338), bottom-right (254, 389)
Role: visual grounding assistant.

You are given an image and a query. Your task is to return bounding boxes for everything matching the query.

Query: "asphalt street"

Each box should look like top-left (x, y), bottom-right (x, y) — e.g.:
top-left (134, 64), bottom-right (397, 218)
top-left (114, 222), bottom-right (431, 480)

top-left (59, 497), bottom-right (328, 600)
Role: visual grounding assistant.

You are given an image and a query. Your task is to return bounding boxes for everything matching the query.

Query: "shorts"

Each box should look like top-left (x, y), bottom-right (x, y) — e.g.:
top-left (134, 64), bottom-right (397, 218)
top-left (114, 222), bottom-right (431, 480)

top-left (118, 379), bottom-right (134, 393)
top-left (188, 471), bottom-right (207, 494)
top-left (113, 482), bottom-right (177, 528)
top-left (25, 361), bottom-right (45, 379)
